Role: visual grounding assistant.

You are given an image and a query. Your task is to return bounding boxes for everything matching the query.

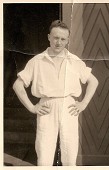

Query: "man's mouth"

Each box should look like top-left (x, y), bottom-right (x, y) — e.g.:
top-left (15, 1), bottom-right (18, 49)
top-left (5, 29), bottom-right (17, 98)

top-left (55, 46), bottom-right (62, 48)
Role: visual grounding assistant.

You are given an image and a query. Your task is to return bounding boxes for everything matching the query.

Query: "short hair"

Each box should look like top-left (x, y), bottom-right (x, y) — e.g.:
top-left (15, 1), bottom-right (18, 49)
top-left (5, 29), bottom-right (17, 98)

top-left (49, 20), bottom-right (70, 35)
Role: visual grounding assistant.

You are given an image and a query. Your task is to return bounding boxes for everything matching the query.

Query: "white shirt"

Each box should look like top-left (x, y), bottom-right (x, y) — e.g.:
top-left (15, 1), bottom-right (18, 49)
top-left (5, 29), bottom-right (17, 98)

top-left (17, 48), bottom-right (92, 98)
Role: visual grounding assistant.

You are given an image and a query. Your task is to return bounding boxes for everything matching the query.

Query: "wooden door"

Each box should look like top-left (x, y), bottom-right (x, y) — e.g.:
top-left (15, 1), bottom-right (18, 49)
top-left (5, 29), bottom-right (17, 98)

top-left (63, 3), bottom-right (109, 165)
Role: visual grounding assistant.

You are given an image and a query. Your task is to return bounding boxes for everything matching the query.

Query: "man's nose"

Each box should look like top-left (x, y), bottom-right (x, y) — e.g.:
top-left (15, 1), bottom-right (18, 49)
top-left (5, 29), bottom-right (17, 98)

top-left (57, 39), bottom-right (61, 45)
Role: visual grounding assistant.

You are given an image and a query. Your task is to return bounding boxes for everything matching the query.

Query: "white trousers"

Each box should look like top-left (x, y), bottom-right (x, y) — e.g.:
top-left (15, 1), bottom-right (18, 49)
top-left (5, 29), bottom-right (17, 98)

top-left (35, 96), bottom-right (79, 166)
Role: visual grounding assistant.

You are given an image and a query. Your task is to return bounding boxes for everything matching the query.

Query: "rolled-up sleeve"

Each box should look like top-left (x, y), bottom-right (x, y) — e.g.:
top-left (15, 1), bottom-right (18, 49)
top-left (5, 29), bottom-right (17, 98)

top-left (79, 60), bottom-right (92, 84)
top-left (17, 59), bottom-right (34, 88)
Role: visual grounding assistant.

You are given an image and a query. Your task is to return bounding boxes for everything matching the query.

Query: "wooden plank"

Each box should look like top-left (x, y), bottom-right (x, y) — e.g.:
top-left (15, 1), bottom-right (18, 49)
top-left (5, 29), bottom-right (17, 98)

top-left (77, 155), bottom-right (109, 166)
top-left (4, 119), bottom-right (36, 132)
top-left (4, 108), bottom-right (36, 120)
top-left (4, 132), bottom-right (35, 144)
top-left (4, 153), bottom-right (34, 166)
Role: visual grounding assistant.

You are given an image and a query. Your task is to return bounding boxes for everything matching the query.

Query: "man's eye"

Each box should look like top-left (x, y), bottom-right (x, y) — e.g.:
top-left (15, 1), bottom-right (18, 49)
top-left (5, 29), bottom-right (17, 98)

top-left (54, 37), bottom-right (59, 40)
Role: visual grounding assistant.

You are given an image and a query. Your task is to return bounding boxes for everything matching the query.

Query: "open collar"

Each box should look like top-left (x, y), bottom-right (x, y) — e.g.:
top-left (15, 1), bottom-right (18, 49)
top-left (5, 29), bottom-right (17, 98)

top-left (43, 48), bottom-right (71, 62)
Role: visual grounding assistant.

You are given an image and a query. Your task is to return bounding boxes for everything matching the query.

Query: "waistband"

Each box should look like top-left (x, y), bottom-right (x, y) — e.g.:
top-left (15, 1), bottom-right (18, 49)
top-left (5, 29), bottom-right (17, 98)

top-left (40, 95), bottom-right (78, 100)
top-left (39, 95), bottom-right (77, 104)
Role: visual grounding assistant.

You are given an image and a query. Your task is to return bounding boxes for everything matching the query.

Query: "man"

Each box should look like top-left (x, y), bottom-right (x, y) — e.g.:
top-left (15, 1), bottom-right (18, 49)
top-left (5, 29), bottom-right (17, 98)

top-left (13, 20), bottom-right (98, 166)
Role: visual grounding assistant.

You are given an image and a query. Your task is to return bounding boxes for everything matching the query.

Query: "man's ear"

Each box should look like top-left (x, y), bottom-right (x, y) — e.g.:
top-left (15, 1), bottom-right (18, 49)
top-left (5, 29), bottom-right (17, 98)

top-left (66, 37), bottom-right (69, 45)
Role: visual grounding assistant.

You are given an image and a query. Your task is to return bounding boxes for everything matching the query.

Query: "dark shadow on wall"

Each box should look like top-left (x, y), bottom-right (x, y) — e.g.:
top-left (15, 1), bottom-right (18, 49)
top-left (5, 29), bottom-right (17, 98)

top-left (4, 3), bottom-right (62, 54)
top-left (4, 3), bottom-right (62, 166)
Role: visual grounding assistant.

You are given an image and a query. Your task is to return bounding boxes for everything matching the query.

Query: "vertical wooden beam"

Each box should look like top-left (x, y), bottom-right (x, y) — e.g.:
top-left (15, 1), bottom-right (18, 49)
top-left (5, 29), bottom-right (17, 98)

top-left (62, 4), bottom-right (84, 57)
top-left (62, 3), bottom-right (72, 30)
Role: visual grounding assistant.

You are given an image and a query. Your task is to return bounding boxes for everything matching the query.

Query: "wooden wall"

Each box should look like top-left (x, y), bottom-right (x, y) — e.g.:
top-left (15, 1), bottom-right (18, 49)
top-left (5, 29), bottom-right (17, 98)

top-left (63, 3), bottom-right (109, 165)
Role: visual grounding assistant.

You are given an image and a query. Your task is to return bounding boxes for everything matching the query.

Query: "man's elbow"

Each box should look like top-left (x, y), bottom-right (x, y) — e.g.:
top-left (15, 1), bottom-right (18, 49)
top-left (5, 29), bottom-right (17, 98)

top-left (13, 79), bottom-right (18, 92)
top-left (88, 74), bottom-right (99, 87)
top-left (13, 78), bottom-right (24, 93)
top-left (95, 77), bottom-right (99, 87)
top-left (93, 75), bottom-right (99, 87)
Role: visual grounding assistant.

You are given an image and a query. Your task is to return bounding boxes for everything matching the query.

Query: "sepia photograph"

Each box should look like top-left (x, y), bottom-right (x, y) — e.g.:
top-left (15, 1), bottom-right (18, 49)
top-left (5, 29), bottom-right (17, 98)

top-left (3, 2), bottom-right (109, 167)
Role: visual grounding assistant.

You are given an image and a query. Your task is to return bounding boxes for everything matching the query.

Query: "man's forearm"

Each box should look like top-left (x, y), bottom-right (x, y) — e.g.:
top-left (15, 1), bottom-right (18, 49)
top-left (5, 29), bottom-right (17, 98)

top-left (82, 74), bottom-right (99, 107)
top-left (13, 78), bottom-right (35, 113)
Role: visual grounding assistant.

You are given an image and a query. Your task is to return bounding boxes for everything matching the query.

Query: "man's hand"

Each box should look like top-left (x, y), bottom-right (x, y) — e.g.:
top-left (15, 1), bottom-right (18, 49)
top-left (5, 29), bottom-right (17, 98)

top-left (33, 103), bottom-right (50, 116)
top-left (68, 74), bottom-right (98, 116)
top-left (68, 101), bottom-right (87, 116)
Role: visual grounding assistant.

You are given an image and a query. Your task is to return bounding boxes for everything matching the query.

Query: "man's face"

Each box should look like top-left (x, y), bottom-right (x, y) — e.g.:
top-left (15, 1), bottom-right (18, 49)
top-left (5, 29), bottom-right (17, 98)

top-left (48, 27), bottom-right (69, 55)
